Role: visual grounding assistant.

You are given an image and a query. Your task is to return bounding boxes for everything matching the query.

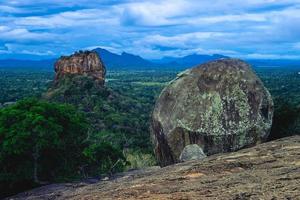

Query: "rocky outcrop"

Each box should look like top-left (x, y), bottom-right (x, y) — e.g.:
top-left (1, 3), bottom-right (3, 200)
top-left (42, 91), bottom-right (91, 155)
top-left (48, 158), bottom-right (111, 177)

top-left (151, 59), bottom-right (274, 166)
top-left (9, 136), bottom-right (300, 199)
top-left (54, 51), bottom-right (106, 85)
top-left (44, 51), bottom-right (108, 131)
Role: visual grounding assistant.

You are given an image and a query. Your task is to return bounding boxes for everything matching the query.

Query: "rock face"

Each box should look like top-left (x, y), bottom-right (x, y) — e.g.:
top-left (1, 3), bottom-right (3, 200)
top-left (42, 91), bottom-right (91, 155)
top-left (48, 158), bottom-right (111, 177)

top-left (179, 144), bottom-right (207, 162)
top-left (9, 136), bottom-right (300, 200)
top-left (151, 59), bottom-right (274, 166)
top-left (54, 51), bottom-right (106, 85)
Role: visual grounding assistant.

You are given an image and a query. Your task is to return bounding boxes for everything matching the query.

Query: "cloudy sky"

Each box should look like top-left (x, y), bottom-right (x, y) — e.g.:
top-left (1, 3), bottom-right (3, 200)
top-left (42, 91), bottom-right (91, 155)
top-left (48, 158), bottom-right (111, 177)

top-left (0, 0), bottom-right (300, 60)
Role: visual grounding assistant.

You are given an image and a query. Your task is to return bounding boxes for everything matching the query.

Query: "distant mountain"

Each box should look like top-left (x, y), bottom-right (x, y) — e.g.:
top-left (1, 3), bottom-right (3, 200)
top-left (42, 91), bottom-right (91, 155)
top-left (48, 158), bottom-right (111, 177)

top-left (0, 48), bottom-right (299, 70)
top-left (248, 59), bottom-right (300, 67)
top-left (156, 54), bottom-right (229, 67)
top-left (93, 48), bottom-right (153, 69)
top-left (152, 56), bottom-right (178, 64)
top-left (0, 48), bottom-right (155, 70)
top-left (155, 55), bottom-right (300, 68)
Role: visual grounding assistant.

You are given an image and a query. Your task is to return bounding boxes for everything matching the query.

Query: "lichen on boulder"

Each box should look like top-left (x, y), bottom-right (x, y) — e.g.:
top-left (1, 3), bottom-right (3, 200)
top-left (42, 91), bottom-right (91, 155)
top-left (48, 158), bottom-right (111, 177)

top-left (179, 144), bottom-right (207, 162)
top-left (151, 59), bottom-right (274, 167)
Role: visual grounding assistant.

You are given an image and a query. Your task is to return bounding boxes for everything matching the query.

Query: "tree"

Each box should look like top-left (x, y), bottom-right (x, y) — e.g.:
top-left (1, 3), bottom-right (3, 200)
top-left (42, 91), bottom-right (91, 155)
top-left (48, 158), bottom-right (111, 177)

top-left (0, 98), bottom-right (128, 198)
top-left (0, 98), bottom-right (88, 197)
top-left (269, 99), bottom-right (300, 140)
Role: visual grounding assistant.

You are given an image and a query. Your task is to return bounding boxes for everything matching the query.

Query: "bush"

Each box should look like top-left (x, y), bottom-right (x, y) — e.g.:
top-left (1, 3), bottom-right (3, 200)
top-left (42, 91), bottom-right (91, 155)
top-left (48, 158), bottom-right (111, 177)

top-left (125, 150), bottom-right (157, 170)
top-left (83, 142), bottom-right (126, 176)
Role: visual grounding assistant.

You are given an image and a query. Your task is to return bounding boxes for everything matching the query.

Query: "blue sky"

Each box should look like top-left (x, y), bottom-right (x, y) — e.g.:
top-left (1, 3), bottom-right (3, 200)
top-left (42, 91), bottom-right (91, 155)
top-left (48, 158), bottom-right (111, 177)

top-left (0, 0), bottom-right (300, 60)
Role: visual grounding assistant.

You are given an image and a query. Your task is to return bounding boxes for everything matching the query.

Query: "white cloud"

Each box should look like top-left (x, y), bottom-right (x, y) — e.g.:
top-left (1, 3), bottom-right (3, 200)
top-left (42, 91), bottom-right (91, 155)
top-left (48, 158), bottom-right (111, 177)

top-left (136, 32), bottom-right (231, 49)
top-left (294, 43), bottom-right (300, 49)
top-left (0, 26), bottom-right (10, 31)
top-left (0, 5), bottom-right (23, 13)
top-left (120, 0), bottom-right (300, 26)
top-left (243, 53), bottom-right (300, 60)
top-left (0, 50), bottom-right (10, 54)
top-left (0, 27), bottom-right (56, 42)
top-left (1, 0), bottom-right (300, 59)
top-left (20, 50), bottom-right (55, 56)
top-left (187, 13), bottom-right (267, 25)
top-left (15, 9), bottom-right (121, 29)
top-left (121, 0), bottom-right (190, 26)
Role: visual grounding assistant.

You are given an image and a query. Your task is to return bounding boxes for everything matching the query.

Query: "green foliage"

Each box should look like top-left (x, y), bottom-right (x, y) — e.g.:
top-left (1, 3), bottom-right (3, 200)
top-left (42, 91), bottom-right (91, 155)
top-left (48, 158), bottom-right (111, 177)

top-left (0, 98), bottom-right (88, 196)
top-left (269, 98), bottom-right (300, 140)
top-left (0, 69), bottom-right (176, 157)
top-left (0, 98), bottom-right (126, 198)
top-left (83, 142), bottom-right (126, 175)
top-left (125, 150), bottom-right (157, 170)
top-left (1, 67), bottom-right (300, 197)
top-left (255, 67), bottom-right (300, 140)
top-left (45, 72), bottom-right (166, 153)
top-left (0, 69), bottom-right (52, 104)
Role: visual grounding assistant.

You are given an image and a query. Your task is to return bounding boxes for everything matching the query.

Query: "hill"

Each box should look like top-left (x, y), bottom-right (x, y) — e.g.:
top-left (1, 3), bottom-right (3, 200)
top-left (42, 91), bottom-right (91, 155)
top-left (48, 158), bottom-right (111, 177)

top-left (93, 48), bottom-right (154, 69)
top-left (152, 54), bottom-right (228, 67)
top-left (248, 59), bottom-right (300, 67)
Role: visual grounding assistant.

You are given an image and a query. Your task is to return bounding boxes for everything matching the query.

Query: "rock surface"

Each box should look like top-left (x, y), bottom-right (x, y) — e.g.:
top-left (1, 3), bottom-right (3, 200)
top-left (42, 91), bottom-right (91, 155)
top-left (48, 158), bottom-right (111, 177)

top-left (179, 144), bottom-right (207, 162)
top-left (54, 51), bottom-right (106, 85)
top-left (151, 59), bottom-right (274, 166)
top-left (8, 136), bottom-right (300, 200)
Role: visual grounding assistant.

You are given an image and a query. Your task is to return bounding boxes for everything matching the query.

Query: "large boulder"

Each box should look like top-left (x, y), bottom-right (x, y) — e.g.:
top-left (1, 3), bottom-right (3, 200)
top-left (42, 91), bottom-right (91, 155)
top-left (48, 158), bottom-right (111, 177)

top-left (54, 51), bottom-right (106, 85)
top-left (151, 59), bottom-right (274, 166)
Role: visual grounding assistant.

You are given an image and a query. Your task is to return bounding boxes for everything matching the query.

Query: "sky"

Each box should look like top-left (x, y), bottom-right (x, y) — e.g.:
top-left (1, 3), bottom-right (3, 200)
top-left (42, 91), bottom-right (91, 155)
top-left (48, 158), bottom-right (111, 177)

top-left (0, 0), bottom-right (300, 60)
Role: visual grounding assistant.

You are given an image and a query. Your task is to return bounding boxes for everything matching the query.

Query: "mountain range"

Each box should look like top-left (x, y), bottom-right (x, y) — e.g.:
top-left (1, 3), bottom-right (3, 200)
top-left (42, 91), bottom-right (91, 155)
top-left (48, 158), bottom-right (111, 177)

top-left (0, 48), bottom-right (299, 70)
top-left (93, 48), bottom-right (154, 69)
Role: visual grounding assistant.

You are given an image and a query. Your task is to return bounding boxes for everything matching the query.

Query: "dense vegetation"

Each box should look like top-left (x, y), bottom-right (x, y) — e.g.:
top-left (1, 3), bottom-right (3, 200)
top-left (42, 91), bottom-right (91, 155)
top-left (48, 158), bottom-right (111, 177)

top-left (0, 69), bottom-right (52, 104)
top-left (44, 74), bottom-right (159, 165)
top-left (0, 66), bottom-right (299, 198)
top-left (255, 67), bottom-right (300, 139)
top-left (0, 98), bottom-right (125, 198)
top-left (0, 67), bottom-right (299, 142)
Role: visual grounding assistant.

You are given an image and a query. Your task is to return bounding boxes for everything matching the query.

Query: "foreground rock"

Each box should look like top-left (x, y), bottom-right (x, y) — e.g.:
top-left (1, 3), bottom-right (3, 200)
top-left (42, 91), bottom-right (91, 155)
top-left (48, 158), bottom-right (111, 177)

top-left (9, 136), bottom-right (300, 200)
top-left (54, 51), bottom-right (106, 85)
top-left (151, 59), bottom-right (274, 166)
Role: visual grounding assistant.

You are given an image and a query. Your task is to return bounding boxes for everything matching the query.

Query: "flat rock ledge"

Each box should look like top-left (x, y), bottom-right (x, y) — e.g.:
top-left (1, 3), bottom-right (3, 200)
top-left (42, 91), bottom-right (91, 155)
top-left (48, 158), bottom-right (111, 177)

top-left (9, 136), bottom-right (300, 200)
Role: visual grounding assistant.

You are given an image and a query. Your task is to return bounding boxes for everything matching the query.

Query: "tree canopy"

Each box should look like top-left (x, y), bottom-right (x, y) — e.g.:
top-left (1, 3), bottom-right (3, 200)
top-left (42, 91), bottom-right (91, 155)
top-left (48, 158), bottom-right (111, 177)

top-left (0, 98), bottom-right (125, 198)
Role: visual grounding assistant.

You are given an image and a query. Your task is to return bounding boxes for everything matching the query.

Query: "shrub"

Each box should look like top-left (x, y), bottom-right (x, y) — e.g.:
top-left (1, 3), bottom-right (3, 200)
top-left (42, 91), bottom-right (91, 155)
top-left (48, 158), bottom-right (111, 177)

top-left (125, 150), bottom-right (157, 170)
top-left (83, 142), bottom-right (126, 176)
